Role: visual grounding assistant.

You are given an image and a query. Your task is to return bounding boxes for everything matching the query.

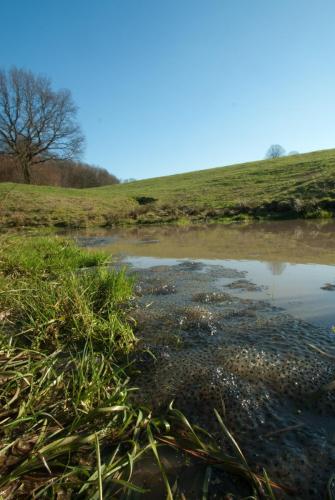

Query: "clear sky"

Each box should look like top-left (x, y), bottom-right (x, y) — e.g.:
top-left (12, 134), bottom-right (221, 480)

top-left (1, 0), bottom-right (334, 180)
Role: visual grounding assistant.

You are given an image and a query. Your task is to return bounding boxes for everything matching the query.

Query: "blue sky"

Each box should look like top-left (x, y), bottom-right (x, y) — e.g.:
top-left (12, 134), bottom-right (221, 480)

top-left (1, 0), bottom-right (335, 179)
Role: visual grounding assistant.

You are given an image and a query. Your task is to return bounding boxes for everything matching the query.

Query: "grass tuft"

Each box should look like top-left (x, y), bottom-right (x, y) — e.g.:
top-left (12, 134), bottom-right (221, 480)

top-left (0, 235), bottom-right (281, 498)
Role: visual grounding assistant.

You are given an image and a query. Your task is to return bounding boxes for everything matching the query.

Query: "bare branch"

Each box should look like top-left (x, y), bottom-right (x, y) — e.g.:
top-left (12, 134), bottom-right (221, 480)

top-left (265, 145), bottom-right (286, 159)
top-left (0, 67), bottom-right (85, 183)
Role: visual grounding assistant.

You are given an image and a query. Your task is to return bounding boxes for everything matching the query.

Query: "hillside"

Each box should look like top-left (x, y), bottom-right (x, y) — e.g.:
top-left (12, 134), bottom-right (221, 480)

top-left (1, 149), bottom-right (335, 228)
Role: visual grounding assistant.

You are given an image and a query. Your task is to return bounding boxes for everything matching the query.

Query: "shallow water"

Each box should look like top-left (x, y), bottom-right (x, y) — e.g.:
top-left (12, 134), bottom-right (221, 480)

top-left (74, 220), bottom-right (335, 330)
top-left (73, 220), bottom-right (335, 498)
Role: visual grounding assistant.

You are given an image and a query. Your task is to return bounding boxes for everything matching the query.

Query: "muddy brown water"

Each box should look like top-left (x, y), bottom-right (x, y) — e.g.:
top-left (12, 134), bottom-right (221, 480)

top-left (72, 220), bottom-right (335, 499)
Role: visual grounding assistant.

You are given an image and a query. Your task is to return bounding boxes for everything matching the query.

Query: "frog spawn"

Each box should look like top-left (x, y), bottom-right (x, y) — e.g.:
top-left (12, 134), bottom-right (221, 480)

top-left (132, 345), bottom-right (335, 498)
top-left (128, 261), bottom-right (335, 498)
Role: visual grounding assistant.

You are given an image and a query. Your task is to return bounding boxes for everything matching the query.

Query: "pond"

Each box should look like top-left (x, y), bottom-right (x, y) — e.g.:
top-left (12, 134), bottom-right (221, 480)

top-left (72, 220), bottom-right (335, 499)
top-left (75, 219), bottom-right (335, 330)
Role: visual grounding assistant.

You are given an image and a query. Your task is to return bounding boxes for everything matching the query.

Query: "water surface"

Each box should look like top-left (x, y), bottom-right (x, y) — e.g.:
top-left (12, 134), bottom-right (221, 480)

top-left (75, 220), bottom-right (335, 330)
top-left (71, 220), bottom-right (335, 498)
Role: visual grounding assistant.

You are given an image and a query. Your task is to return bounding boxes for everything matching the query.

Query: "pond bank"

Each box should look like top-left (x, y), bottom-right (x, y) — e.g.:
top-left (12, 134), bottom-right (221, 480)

top-left (1, 228), bottom-right (335, 498)
top-left (0, 235), bottom-right (284, 499)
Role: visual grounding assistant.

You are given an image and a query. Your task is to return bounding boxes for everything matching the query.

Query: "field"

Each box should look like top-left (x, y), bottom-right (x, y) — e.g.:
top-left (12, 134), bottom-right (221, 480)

top-left (1, 149), bottom-right (335, 227)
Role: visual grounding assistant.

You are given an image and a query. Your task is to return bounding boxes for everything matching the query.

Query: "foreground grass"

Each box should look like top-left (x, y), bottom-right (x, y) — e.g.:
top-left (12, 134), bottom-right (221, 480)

top-left (1, 148), bottom-right (335, 227)
top-left (0, 236), bottom-right (284, 498)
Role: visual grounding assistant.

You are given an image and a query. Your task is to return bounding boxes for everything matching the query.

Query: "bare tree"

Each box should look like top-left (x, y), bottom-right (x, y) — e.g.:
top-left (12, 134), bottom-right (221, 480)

top-left (265, 144), bottom-right (286, 159)
top-left (0, 67), bottom-right (84, 183)
top-left (122, 178), bottom-right (136, 183)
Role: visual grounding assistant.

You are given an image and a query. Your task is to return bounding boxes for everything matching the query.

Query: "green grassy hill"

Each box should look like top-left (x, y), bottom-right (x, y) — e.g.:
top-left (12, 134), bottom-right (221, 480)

top-left (1, 149), bottom-right (335, 227)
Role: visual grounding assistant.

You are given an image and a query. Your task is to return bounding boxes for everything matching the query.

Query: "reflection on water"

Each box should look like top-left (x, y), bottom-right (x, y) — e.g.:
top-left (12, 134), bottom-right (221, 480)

top-left (72, 220), bottom-right (335, 329)
top-left (72, 219), bottom-right (335, 264)
top-left (267, 261), bottom-right (287, 276)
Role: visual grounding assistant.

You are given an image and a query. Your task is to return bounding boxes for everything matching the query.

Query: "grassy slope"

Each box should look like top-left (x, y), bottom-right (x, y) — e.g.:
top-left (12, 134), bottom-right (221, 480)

top-left (1, 149), bottom-right (335, 227)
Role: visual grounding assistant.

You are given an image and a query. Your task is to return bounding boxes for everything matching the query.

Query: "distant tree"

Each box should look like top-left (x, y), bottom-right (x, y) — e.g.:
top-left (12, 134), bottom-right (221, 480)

top-left (57, 161), bottom-right (119, 188)
top-left (287, 150), bottom-right (299, 156)
top-left (0, 155), bottom-right (120, 188)
top-left (265, 144), bottom-right (286, 159)
top-left (0, 67), bottom-right (84, 184)
top-left (122, 178), bottom-right (136, 183)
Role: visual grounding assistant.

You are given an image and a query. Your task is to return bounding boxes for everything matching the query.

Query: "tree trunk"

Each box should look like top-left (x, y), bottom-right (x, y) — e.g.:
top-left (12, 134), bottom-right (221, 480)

top-left (20, 159), bottom-right (31, 184)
